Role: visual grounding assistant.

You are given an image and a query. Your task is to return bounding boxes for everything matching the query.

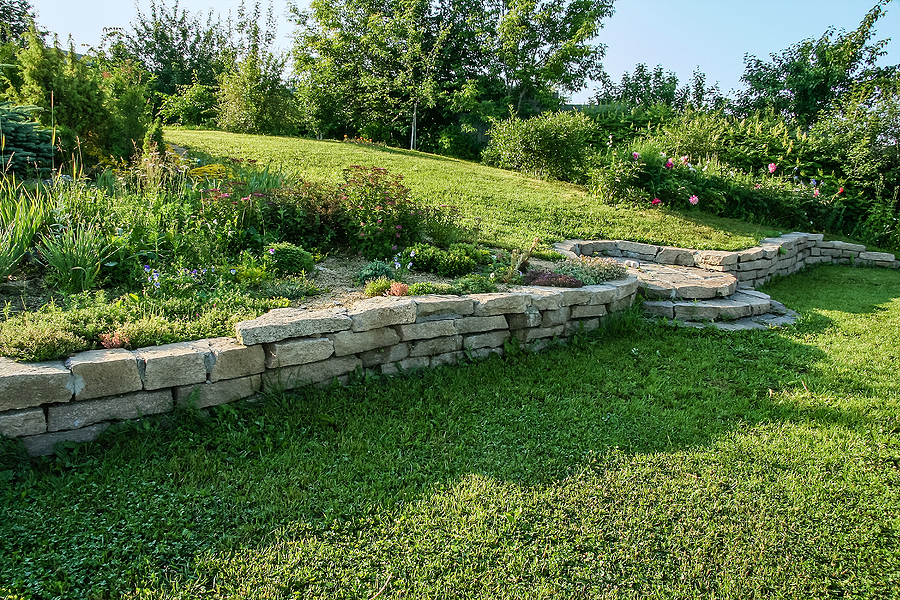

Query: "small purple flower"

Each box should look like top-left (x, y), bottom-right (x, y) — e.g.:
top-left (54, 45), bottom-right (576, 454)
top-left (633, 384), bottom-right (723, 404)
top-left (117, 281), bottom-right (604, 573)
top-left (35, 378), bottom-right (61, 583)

top-left (230, 268), bottom-right (237, 275)
top-left (396, 225), bottom-right (402, 230)
top-left (143, 265), bottom-right (151, 272)
top-left (651, 198), bottom-right (661, 206)
top-left (664, 160), bottom-right (674, 169)
top-left (269, 248), bottom-right (275, 255)
top-left (632, 152), bottom-right (640, 160)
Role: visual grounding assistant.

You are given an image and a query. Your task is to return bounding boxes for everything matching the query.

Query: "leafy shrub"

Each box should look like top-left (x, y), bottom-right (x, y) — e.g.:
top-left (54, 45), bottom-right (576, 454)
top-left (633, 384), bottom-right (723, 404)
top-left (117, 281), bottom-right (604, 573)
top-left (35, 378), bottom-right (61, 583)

top-left (552, 256), bottom-right (627, 284)
top-left (451, 273), bottom-right (497, 294)
top-left (0, 183), bottom-right (51, 278)
top-left (364, 276), bottom-right (394, 297)
top-left (482, 110), bottom-right (596, 183)
top-left (343, 166), bottom-right (426, 259)
top-left (402, 243), bottom-right (476, 277)
top-left (253, 274), bottom-right (321, 300)
top-left (263, 181), bottom-right (348, 250)
top-left (357, 260), bottom-right (394, 284)
top-left (142, 119), bottom-right (165, 156)
top-left (522, 271), bottom-right (584, 287)
top-left (266, 242), bottom-right (314, 276)
top-left (158, 77), bottom-right (218, 126)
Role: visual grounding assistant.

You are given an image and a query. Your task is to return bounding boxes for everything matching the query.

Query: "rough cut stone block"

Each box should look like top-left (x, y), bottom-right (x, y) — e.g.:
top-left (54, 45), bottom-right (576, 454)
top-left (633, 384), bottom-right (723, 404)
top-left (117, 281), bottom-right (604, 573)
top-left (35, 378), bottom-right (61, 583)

top-left (810, 247), bottom-right (821, 256)
top-left (656, 247), bottom-right (695, 265)
top-left (263, 356), bottom-right (362, 391)
top-left (381, 356), bottom-right (430, 375)
top-left (1, 358), bottom-right (73, 410)
top-left (134, 342), bottom-right (207, 391)
top-left (609, 293), bottom-right (636, 313)
top-left (859, 251), bottom-right (895, 262)
top-left (641, 300), bottom-right (675, 319)
top-left (264, 337), bottom-right (334, 369)
top-left (471, 293), bottom-right (529, 316)
top-left (507, 308), bottom-right (541, 330)
top-left (571, 304), bottom-right (608, 319)
top-left (205, 338), bottom-right (265, 382)
top-left (409, 335), bottom-right (462, 357)
top-left (396, 319), bottom-right (457, 341)
top-left (516, 325), bottom-right (565, 342)
top-left (0, 408), bottom-right (46, 437)
top-left (517, 287), bottom-right (563, 310)
top-left (463, 330), bottom-right (510, 350)
top-left (329, 327), bottom-right (400, 356)
top-left (348, 297), bottom-right (417, 332)
top-left (47, 389), bottom-right (173, 432)
top-left (730, 291), bottom-right (771, 316)
top-left (431, 351), bottom-right (465, 368)
top-left (456, 315), bottom-right (508, 335)
top-left (610, 276), bottom-right (639, 299)
top-left (22, 423), bottom-right (109, 457)
top-left (541, 308), bottom-right (570, 328)
top-left (236, 308), bottom-right (351, 345)
top-left (822, 248), bottom-right (843, 257)
top-left (414, 295), bottom-right (474, 319)
top-left (616, 241), bottom-right (659, 257)
top-left (557, 288), bottom-right (593, 306)
top-left (176, 375), bottom-right (261, 409)
top-left (360, 343), bottom-right (410, 368)
top-left (806, 233), bottom-right (825, 242)
top-left (695, 250), bottom-right (739, 266)
top-left (737, 248), bottom-right (765, 262)
top-left (589, 241), bottom-right (621, 257)
top-left (66, 349), bottom-right (142, 401)
top-left (817, 241), bottom-right (834, 249)
top-left (831, 241), bottom-right (866, 252)
top-left (585, 284), bottom-right (617, 305)
top-left (874, 260), bottom-right (893, 268)
top-left (467, 347), bottom-right (504, 361)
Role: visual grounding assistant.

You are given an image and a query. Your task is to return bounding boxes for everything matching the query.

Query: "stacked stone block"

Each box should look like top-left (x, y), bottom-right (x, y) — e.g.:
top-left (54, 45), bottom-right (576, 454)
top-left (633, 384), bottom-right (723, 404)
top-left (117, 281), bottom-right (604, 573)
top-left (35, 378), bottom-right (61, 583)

top-left (0, 277), bottom-right (639, 456)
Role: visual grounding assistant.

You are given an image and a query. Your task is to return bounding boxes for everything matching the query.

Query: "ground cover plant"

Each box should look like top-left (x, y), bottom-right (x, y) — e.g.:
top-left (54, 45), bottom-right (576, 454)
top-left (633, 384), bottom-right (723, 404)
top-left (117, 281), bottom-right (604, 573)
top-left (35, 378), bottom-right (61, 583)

top-left (0, 264), bottom-right (898, 598)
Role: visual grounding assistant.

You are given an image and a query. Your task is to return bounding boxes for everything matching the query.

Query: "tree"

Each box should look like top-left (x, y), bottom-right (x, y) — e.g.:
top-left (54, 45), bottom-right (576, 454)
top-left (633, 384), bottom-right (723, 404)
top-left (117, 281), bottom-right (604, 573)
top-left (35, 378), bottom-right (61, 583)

top-left (112, 0), bottom-right (232, 97)
top-left (0, 0), bottom-right (37, 44)
top-left (734, 0), bottom-right (897, 130)
top-left (290, 0), bottom-right (615, 145)
top-left (593, 64), bottom-right (723, 110)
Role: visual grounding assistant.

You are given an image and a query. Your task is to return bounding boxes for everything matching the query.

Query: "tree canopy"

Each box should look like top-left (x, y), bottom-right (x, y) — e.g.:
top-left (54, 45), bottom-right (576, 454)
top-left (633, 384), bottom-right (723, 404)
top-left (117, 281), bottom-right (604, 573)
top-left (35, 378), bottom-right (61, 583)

top-left (0, 0), bottom-right (37, 44)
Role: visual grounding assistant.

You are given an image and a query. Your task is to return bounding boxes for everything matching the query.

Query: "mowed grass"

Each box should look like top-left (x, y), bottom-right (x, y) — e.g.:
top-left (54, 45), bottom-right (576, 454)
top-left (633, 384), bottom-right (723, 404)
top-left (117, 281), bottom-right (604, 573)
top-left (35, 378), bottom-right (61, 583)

top-left (164, 130), bottom-right (773, 252)
top-left (1, 264), bottom-right (898, 599)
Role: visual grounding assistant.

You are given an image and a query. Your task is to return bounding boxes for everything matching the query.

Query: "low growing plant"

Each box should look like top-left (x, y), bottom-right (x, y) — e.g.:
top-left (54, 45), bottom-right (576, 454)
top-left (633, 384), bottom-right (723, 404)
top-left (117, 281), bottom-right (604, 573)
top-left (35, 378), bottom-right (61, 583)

top-left (40, 223), bottom-right (113, 294)
top-left (266, 242), bottom-right (315, 276)
top-left (364, 276), bottom-right (394, 297)
top-left (357, 260), bottom-right (394, 284)
top-left (552, 256), bottom-right (627, 284)
top-left (522, 271), bottom-right (584, 287)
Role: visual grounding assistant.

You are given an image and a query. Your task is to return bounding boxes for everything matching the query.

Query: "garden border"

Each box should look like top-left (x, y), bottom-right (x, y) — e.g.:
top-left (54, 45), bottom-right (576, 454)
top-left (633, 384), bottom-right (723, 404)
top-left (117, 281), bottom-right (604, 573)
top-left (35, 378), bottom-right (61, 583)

top-left (1, 231), bottom-right (897, 456)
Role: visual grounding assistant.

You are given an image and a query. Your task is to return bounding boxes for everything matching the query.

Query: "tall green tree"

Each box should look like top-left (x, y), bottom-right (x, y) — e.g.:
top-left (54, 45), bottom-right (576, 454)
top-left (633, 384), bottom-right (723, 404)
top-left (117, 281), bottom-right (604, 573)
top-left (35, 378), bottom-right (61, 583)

top-left (0, 0), bottom-right (37, 44)
top-left (734, 0), bottom-right (896, 130)
top-left (593, 64), bottom-right (724, 111)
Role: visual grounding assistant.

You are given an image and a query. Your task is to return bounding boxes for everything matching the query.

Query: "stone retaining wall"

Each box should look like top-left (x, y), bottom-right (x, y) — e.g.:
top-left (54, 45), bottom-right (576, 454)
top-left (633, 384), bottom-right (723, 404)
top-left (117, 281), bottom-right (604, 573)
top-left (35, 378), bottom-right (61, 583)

top-left (0, 278), bottom-right (640, 456)
top-left (554, 232), bottom-right (899, 289)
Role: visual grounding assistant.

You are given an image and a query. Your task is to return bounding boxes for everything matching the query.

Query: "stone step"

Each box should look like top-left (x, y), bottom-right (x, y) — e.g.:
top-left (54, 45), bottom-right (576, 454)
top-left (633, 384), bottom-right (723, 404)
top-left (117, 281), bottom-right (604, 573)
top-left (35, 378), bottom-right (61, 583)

top-left (642, 288), bottom-right (798, 331)
top-left (620, 260), bottom-right (738, 300)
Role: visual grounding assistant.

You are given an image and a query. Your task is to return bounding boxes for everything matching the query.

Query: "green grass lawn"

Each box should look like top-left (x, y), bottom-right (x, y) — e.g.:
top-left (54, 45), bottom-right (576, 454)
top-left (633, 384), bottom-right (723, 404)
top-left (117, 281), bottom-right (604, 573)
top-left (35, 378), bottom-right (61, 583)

top-left (164, 130), bottom-right (777, 252)
top-left (2, 264), bottom-right (898, 599)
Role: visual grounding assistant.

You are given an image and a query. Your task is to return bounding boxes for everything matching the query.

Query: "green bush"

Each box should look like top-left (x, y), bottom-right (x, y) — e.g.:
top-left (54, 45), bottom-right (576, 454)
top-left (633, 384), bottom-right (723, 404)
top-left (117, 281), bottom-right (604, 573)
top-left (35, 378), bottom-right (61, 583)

top-left (482, 110), bottom-right (596, 183)
top-left (552, 256), bottom-right (627, 284)
top-left (402, 243), bottom-right (476, 277)
top-left (356, 260), bottom-right (394, 283)
top-left (266, 241), bottom-right (314, 276)
top-left (451, 273), bottom-right (497, 294)
top-left (0, 102), bottom-right (54, 176)
top-left (159, 77), bottom-right (218, 126)
top-left (40, 223), bottom-right (113, 294)
top-left (407, 281), bottom-right (458, 296)
top-left (363, 275), bottom-right (394, 297)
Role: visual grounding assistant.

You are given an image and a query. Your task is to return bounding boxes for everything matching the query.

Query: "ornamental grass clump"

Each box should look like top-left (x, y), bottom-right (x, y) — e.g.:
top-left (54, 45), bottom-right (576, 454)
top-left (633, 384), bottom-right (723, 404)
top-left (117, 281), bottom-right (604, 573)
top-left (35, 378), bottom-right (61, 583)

top-left (364, 276), bottom-right (394, 297)
top-left (552, 256), bottom-right (627, 284)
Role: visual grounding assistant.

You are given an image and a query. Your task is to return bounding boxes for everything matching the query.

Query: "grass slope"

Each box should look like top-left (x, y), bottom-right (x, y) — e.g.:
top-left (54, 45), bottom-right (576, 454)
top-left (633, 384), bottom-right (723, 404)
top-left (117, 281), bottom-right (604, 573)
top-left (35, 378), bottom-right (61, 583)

top-left (165, 130), bottom-right (774, 252)
top-left (2, 264), bottom-right (898, 599)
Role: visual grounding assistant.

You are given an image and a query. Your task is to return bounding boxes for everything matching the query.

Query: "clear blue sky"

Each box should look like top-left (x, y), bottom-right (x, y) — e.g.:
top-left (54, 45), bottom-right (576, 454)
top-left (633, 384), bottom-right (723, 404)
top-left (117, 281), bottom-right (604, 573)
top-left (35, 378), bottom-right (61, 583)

top-left (29, 0), bottom-right (899, 103)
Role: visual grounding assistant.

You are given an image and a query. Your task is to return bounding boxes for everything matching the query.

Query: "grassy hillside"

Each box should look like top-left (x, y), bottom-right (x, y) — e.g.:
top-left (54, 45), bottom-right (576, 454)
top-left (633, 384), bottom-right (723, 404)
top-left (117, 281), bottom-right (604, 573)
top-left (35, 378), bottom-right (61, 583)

top-left (165, 130), bottom-right (776, 252)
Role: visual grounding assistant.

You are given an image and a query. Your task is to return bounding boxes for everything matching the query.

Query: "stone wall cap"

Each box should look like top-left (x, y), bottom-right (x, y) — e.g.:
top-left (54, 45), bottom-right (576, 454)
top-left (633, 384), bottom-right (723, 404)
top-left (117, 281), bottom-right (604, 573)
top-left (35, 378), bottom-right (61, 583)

top-left (236, 308), bottom-right (352, 345)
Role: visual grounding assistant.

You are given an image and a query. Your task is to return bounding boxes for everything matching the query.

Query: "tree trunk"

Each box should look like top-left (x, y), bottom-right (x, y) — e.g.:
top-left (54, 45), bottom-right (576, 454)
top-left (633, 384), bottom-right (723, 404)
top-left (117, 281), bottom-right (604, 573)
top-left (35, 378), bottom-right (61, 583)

top-left (410, 101), bottom-right (418, 150)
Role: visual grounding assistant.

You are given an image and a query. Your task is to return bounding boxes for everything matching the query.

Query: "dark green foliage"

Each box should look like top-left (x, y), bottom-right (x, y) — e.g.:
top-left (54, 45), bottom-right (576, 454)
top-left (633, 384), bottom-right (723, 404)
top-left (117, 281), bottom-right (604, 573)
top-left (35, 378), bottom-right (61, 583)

top-left (482, 110), bottom-right (596, 183)
top-left (356, 259), bottom-right (393, 284)
top-left (266, 241), bottom-right (314, 276)
top-left (0, 0), bottom-right (36, 44)
top-left (158, 76), bottom-right (218, 126)
top-left (450, 272), bottom-right (496, 294)
top-left (0, 101), bottom-right (52, 175)
top-left (734, 1), bottom-right (895, 129)
top-left (403, 242), bottom-right (479, 277)
top-left (593, 64), bottom-right (725, 111)
top-left (407, 280), bottom-right (457, 295)
top-left (262, 181), bottom-right (349, 250)
top-left (142, 118), bottom-right (165, 156)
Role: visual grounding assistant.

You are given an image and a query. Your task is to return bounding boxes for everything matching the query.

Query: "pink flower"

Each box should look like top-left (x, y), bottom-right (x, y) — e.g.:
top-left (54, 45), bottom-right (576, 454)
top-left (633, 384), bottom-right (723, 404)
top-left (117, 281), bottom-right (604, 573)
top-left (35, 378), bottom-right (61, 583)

top-left (681, 156), bottom-right (689, 165)
top-left (689, 195), bottom-right (699, 206)
top-left (396, 225), bottom-right (402, 230)
top-left (813, 188), bottom-right (820, 197)
top-left (838, 187), bottom-right (844, 194)
top-left (632, 152), bottom-right (640, 160)
top-left (664, 160), bottom-right (674, 169)
top-left (651, 198), bottom-right (661, 206)
top-left (768, 163), bottom-right (777, 174)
